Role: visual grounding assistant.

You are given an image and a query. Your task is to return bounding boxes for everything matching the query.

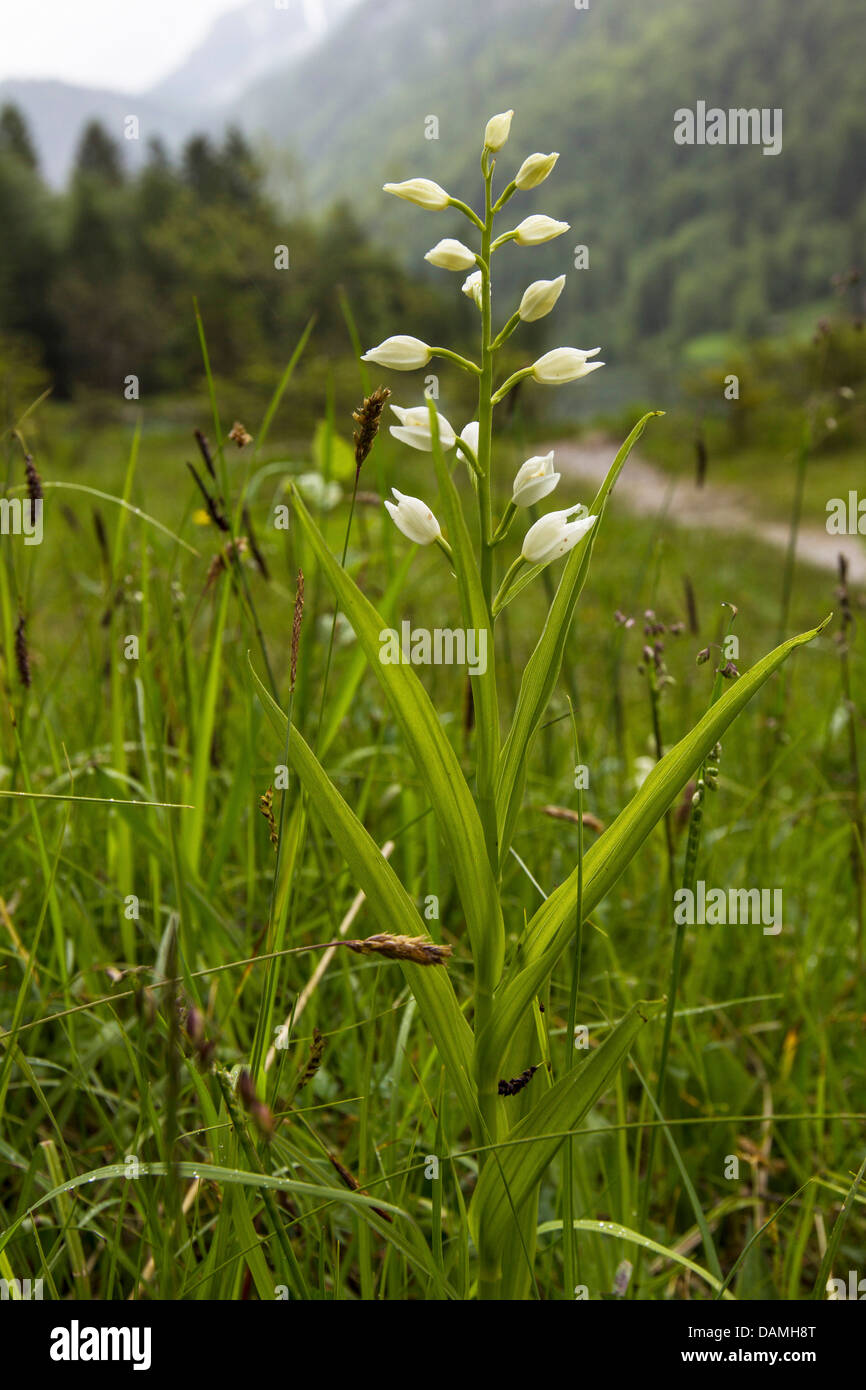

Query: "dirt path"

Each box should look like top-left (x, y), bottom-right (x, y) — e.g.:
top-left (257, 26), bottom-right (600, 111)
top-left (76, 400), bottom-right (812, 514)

top-left (545, 436), bottom-right (866, 586)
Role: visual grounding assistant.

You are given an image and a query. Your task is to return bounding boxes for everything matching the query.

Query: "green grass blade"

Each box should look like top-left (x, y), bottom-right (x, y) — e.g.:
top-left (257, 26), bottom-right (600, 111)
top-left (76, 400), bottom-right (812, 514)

top-left (496, 412), bottom-right (663, 858)
top-left (183, 571), bottom-right (232, 871)
top-left (289, 486), bottom-right (505, 993)
top-left (470, 1000), bottom-right (661, 1258)
top-left (811, 1149), bottom-right (866, 1298)
top-left (479, 616), bottom-right (831, 1079)
top-left (318, 551), bottom-right (413, 759)
top-left (537, 1218), bottom-right (736, 1299)
top-left (428, 407), bottom-right (499, 865)
top-left (256, 316), bottom-right (316, 455)
top-left (249, 658), bottom-right (477, 1125)
top-left (40, 482), bottom-right (199, 556)
top-left (630, 1058), bottom-right (723, 1282)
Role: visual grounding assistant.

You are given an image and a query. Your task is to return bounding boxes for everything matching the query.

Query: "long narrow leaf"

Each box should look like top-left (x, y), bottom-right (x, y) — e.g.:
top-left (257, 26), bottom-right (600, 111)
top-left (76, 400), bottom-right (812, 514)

top-left (479, 616), bottom-right (830, 1078)
top-left (495, 412), bottom-right (663, 857)
top-left (811, 1149), bottom-right (866, 1298)
top-left (318, 551), bottom-right (413, 758)
top-left (249, 659), bottom-right (477, 1126)
top-left (470, 1000), bottom-right (661, 1256)
top-left (537, 1218), bottom-right (735, 1299)
top-left (290, 487), bottom-right (505, 991)
top-left (429, 410), bottom-right (499, 866)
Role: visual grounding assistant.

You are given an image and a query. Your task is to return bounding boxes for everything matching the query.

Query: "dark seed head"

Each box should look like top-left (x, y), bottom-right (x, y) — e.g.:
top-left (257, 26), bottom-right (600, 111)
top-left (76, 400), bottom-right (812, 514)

top-left (352, 386), bottom-right (391, 470)
top-left (24, 453), bottom-right (42, 504)
top-left (498, 1064), bottom-right (538, 1097)
top-left (14, 612), bottom-right (31, 688)
top-left (290, 569), bottom-right (304, 694)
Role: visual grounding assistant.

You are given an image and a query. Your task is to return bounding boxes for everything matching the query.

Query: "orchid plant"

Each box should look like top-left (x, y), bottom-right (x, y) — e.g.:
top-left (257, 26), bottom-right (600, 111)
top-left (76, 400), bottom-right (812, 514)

top-left (251, 109), bottom-right (826, 1299)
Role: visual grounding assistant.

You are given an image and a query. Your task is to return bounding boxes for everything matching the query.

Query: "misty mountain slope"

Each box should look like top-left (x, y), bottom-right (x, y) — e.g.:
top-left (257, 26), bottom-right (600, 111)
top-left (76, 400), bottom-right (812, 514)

top-left (238, 0), bottom-right (555, 201)
top-left (239, 0), bottom-right (866, 355)
top-left (0, 0), bottom-right (357, 185)
top-left (149, 0), bottom-right (358, 110)
top-left (3, 0), bottom-right (863, 360)
top-left (0, 79), bottom-right (203, 186)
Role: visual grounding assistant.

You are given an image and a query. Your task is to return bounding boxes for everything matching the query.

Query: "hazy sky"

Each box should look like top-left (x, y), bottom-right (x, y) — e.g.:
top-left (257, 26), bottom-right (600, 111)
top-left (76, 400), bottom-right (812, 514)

top-left (0, 0), bottom-right (243, 92)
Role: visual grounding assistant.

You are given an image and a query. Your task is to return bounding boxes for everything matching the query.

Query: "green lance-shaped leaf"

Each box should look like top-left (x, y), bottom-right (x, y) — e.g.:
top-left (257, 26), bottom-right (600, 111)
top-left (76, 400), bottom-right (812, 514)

top-left (479, 616), bottom-right (831, 1079)
top-left (290, 487), bottom-right (505, 993)
top-left (470, 1000), bottom-right (661, 1258)
top-left (249, 658), bottom-right (477, 1126)
top-left (318, 551), bottom-right (414, 758)
top-left (496, 412), bottom-right (662, 860)
top-left (428, 401), bottom-right (499, 866)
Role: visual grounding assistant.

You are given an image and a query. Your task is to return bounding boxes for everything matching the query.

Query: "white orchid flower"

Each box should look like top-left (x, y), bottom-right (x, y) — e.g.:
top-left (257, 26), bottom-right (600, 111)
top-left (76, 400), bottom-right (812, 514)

top-left (361, 335), bottom-right (431, 369)
top-left (513, 214), bottom-right (570, 246)
top-left (456, 420), bottom-right (479, 465)
top-left (522, 505), bottom-right (596, 565)
top-left (484, 110), bottom-right (514, 152)
top-left (296, 473), bottom-right (342, 511)
top-left (389, 403), bottom-right (457, 452)
top-left (514, 152), bottom-right (559, 191)
top-left (425, 238), bottom-right (477, 272)
top-left (531, 347), bottom-right (604, 385)
top-left (462, 270), bottom-right (483, 308)
top-left (518, 275), bottom-right (566, 322)
top-left (512, 451), bottom-right (560, 507)
top-left (384, 488), bottom-right (442, 545)
top-left (382, 178), bottom-right (450, 210)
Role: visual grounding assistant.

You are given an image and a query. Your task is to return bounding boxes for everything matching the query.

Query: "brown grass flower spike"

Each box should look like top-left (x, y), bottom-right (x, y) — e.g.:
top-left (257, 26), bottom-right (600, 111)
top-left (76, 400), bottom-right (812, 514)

top-left (343, 933), bottom-right (452, 966)
top-left (297, 1026), bottom-right (325, 1091)
top-left (352, 385), bottom-right (391, 471)
top-left (15, 612), bottom-right (31, 688)
top-left (228, 421), bottom-right (253, 448)
top-left (24, 453), bottom-right (43, 504)
top-left (290, 568), bottom-right (304, 694)
top-left (259, 787), bottom-right (278, 848)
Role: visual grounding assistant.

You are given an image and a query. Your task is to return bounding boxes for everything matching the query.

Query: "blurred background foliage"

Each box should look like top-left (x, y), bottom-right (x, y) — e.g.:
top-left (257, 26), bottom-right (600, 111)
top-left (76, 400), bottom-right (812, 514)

top-left (0, 112), bottom-right (458, 411)
top-left (0, 0), bottom-right (865, 433)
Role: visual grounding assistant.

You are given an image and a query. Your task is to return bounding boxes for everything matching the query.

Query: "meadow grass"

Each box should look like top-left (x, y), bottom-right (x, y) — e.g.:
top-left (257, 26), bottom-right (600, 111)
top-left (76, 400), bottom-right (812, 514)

top-left (0, 352), bottom-right (862, 1300)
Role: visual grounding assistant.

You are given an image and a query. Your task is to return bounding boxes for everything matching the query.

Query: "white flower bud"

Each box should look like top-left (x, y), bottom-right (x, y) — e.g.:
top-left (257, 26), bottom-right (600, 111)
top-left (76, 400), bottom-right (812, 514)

top-left (456, 421), bottom-right (479, 464)
top-left (361, 335), bottom-right (431, 370)
top-left (384, 488), bottom-right (442, 545)
top-left (518, 275), bottom-right (566, 323)
top-left (522, 506), bottom-right (596, 566)
top-left (462, 270), bottom-right (483, 308)
top-left (382, 178), bottom-right (450, 211)
top-left (513, 214), bottom-right (570, 247)
top-left (425, 238), bottom-right (477, 272)
top-left (531, 347), bottom-right (604, 385)
top-left (389, 403), bottom-right (456, 453)
top-left (296, 473), bottom-right (342, 512)
top-left (514, 152), bottom-right (559, 191)
top-left (484, 110), bottom-right (514, 152)
top-left (512, 451), bottom-right (560, 507)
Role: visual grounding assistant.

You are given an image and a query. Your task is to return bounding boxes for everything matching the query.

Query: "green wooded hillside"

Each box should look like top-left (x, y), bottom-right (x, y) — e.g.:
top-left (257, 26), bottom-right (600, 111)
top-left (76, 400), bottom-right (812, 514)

top-left (240, 0), bottom-right (866, 354)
